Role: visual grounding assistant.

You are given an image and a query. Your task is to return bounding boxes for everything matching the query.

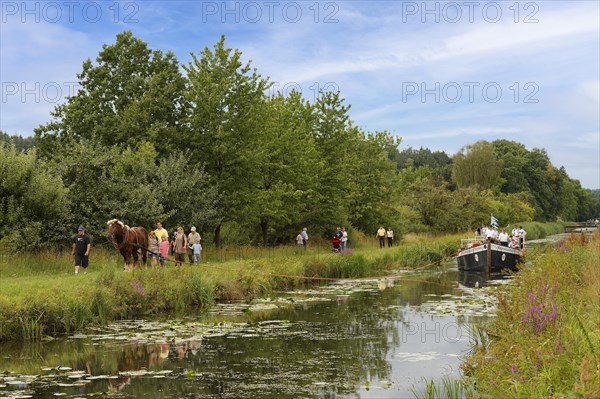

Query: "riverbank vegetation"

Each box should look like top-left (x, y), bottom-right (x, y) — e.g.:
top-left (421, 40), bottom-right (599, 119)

top-left (1, 31), bottom-right (598, 252)
top-left (0, 234), bottom-right (459, 342)
top-left (462, 232), bottom-right (600, 398)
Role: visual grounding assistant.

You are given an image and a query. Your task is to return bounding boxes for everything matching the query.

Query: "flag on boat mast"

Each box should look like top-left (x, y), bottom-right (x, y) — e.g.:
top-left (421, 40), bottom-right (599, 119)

top-left (491, 214), bottom-right (499, 228)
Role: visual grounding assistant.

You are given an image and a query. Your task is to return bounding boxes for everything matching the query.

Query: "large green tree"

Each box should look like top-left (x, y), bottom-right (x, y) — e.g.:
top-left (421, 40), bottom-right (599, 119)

top-left (452, 141), bottom-right (502, 190)
top-left (307, 91), bottom-right (357, 233)
top-left (35, 31), bottom-right (187, 157)
top-left (184, 35), bottom-right (270, 246)
top-left (249, 91), bottom-right (321, 245)
top-left (347, 131), bottom-right (399, 233)
top-left (491, 140), bottom-right (530, 194)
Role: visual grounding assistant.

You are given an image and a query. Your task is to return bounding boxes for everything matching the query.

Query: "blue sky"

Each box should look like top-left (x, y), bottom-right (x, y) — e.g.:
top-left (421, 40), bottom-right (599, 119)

top-left (1, 0), bottom-right (599, 188)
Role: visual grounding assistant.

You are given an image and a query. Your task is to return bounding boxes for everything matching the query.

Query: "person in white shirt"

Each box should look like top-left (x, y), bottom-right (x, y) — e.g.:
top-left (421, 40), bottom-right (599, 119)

top-left (498, 228), bottom-right (509, 246)
top-left (386, 227), bottom-right (394, 248)
top-left (518, 226), bottom-right (526, 248)
top-left (301, 227), bottom-right (308, 250)
top-left (512, 224), bottom-right (520, 239)
top-left (485, 226), bottom-right (497, 242)
top-left (340, 227), bottom-right (348, 251)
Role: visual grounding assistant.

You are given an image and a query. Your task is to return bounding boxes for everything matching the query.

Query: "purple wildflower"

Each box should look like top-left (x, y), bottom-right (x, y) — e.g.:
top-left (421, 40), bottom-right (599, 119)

top-left (131, 280), bottom-right (145, 297)
top-left (522, 283), bottom-right (562, 334)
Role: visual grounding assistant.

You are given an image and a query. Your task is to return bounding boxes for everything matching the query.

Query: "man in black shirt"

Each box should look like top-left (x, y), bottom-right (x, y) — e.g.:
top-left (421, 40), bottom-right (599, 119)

top-left (334, 227), bottom-right (343, 240)
top-left (72, 225), bottom-right (91, 275)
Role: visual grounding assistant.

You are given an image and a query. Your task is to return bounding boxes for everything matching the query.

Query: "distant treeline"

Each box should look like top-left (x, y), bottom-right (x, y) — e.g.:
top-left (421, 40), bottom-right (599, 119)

top-left (1, 31), bottom-right (598, 250)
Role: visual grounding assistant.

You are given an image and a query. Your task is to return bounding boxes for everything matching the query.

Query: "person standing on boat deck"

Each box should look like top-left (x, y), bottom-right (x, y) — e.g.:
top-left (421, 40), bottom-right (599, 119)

top-left (512, 224), bottom-right (520, 239)
top-left (72, 225), bottom-right (91, 275)
top-left (518, 226), bottom-right (527, 248)
top-left (485, 225), bottom-right (497, 242)
top-left (187, 227), bottom-right (202, 264)
top-left (498, 228), bottom-right (509, 246)
top-left (376, 226), bottom-right (386, 248)
top-left (386, 227), bottom-right (394, 247)
top-left (340, 227), bottom-right (348, 251)
top-left (301, 227), bottom-right (308, 249)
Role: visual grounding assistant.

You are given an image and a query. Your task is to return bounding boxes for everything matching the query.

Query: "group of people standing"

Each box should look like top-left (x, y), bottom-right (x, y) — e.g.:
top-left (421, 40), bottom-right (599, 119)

top-left (295, 227), bottom-right (351, 252)
top-left (295, 225), bottom-right (396, 252)
top-left (376, 226), bottom-right (394, 248)
top-left (149, 222), bottom-right (203, 267)
top-left (476, 224), bottom-right (526, 249)
top-left (72, 222), bottom-right (204, 274)
top-left (331, 227), bottom-right (349, 252)
top-left (295, 227), bottom-right (309, 250)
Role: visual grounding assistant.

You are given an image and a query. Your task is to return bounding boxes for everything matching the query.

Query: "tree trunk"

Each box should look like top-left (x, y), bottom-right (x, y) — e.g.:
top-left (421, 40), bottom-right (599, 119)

top-left (214, 224), bottom-right (221, 248)
top-left (260, 220), bottom-right (268, 247)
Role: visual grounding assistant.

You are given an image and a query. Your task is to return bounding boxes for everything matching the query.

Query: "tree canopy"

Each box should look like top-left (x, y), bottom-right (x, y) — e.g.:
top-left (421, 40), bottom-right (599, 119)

top-left (0, 32), bottom-right (596, 250)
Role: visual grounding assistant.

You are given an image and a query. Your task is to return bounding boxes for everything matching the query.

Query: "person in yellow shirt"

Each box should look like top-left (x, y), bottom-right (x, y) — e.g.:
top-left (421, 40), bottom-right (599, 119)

top-left (376, 226), bottom-right (386, 248)
top-left (154, 222), bottom-right (169, 247)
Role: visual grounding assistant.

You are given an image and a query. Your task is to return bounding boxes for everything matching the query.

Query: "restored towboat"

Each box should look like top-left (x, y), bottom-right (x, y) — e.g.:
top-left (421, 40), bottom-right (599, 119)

top-left (456, 238), bottom-right (522, 272)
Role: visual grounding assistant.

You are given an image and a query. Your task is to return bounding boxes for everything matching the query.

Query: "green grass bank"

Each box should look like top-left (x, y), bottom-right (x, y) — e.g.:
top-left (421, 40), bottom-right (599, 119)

top-left (0, 235), bottom-right (460, 342)
top-left (462, 231), bottom-right (600, 398)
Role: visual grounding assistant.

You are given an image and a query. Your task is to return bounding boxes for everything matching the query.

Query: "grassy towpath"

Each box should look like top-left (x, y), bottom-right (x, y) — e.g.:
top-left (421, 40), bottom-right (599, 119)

top-left (0, 234), bottom-right (461, 341)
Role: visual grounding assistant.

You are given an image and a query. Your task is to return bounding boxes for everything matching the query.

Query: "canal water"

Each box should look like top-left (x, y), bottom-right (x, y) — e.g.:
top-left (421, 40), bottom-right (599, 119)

top-left (0, 264), bottom-right (506, 399)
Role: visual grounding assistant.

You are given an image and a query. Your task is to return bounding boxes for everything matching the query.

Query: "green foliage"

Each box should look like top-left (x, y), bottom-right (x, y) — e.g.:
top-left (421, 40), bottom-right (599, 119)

top-left (0, 131), bottom-right (36, 152)
top-left (35, 31), bottom-right (187, 157)
top-left (306, 91), bottom-right (356, 232)
top-left (492, 140), bottom-right (599, 221)
top-left (519, 221), bottom-right (565, 240)
top-left (390, 146), bottom-right (452, 183)
top-left (452, 140), bottom-right (502, 190)
top-left (36, 139), bottom-right (218, 241)
top-left (184, 35), bottom-right (270, 245)
top-left (0, 144), bottom-right (70, 250)
top-left (249, 91), bottom-right (321, 244)
top-left (347, 131), bottom-right (400, 234)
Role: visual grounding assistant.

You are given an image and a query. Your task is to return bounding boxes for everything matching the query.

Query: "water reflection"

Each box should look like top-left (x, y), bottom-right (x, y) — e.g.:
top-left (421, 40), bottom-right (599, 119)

top-left (0, 264), bottom-right (493, 398)
top-left (458, 270), bottom-right (514, 288)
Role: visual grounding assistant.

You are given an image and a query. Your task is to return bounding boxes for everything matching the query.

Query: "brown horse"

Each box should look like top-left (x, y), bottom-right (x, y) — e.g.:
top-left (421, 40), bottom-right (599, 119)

top-left (107, 219), bottom-right (149, 271)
